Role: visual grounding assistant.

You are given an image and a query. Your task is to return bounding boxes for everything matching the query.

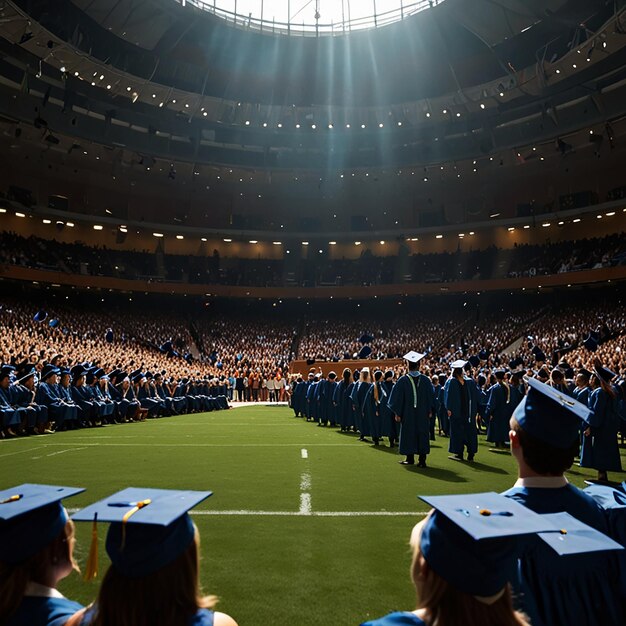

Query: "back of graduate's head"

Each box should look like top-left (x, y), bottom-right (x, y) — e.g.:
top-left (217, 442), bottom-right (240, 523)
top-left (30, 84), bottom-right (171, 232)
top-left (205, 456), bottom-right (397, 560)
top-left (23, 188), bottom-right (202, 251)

top-left (508, 376), bottom-right (585, 476)
top-left (91, 524), bottom-right (216, 626)
top-left (409, 517), bottom-right (528, 626)
top-left (342, 368), bottom-right (351, 384)
top-left (0, 518), bottom-right (78, 621)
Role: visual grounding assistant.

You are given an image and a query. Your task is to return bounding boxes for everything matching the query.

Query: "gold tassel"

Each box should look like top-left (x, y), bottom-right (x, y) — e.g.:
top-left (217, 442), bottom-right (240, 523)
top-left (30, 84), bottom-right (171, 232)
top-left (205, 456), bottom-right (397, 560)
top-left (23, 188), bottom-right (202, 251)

top-left (83, 513), bottom-right (98, 581)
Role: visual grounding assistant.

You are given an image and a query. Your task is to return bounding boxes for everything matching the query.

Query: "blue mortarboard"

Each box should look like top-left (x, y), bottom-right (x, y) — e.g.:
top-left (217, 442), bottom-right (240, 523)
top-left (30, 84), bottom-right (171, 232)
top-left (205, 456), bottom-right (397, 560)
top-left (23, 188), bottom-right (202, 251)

top-left (583, 335), bottom-right (598, 351)
top-left (59, 367), bottom-right (71, 376)
top-left (478, 349), bottom-right (489, 361)
top-left (33, 310), bottom-right (48, 322)
top-left (535, 512), bottom-right (624, 555)
top-left (17, 366), bottom-right (36, 383)
top-left (403, 351), bottom-right (425, 364)
top-left (450, 359), bottom-right (467, 369)
top-left (419, 492), bottom-right (556, 597)
top-left (0, 365), bottom-right (15, 380)
top-left (40, 364), bottom-right (60, 380)
top-left (72, 487), bottom-right (212, 579)
top-left (513, 377), bottom-right (590, 447)
top-left (105, 328), bottom-right (114, 343)
top-left (133, 373), bottom-right (145, 384)
top-left (532, 346), bottom-right (547, 362)
top-left (48, 318), bottom-right (59, 328)
top-left (160, 341), bottom-right (173, 354)
top-left (593, 358), bottom-right (615, 384)
top-left (359, 334), bottom-right (374, 345)
top-left (358, 345), bottom-right (372, 359)
top-left (468, 355), bottom-right (480, 367)
top-left (0, 484), bottom-right (85, 564)
top-left (418, 492), bottom-right (623, 598)
top-left (71, 364), bottom-right (88, 379)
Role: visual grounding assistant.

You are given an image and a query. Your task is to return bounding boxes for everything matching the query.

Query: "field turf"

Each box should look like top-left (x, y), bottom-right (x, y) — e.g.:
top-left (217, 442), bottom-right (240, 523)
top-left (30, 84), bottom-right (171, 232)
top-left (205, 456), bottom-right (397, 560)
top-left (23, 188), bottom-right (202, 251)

top-left (2, 405), bottom-right (625, 625)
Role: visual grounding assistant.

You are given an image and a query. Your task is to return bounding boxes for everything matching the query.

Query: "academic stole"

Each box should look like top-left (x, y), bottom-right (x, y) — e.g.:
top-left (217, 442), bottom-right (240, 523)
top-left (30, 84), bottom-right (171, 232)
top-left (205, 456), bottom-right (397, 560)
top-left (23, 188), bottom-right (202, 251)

top-left (408, 375), bottom-right (419, 409)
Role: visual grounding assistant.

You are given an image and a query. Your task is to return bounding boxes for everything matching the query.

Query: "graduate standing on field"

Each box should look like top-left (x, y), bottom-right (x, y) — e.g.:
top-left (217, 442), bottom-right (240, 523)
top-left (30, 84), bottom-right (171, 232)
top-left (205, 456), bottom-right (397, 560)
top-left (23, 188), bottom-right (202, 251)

top-left (444, 360), bottom-right (479, 462)
top-left (387, 352), bottom-right (435, 467)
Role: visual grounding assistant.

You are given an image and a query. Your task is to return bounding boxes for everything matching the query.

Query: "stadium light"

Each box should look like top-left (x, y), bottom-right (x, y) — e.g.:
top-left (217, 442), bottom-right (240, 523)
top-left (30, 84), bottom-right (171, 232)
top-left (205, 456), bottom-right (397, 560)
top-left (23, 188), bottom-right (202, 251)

top-left (93, 224), bottom-right (103, 230)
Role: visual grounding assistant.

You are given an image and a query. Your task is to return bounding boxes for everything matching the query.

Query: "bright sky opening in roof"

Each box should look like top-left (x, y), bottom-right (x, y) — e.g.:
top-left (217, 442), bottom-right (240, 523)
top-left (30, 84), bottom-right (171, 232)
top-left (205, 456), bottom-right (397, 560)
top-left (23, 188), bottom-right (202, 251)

top-left (184, 0), bottom-right (439, 34)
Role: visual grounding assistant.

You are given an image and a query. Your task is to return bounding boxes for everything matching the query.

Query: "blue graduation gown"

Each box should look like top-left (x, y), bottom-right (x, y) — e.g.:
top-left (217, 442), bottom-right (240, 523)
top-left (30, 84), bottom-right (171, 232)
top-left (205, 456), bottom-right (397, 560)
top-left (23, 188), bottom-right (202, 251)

top-left (350, 381), bottom-right (372, 436)
top-left (332, 380), bottom-right (348, 428)
top-left (6, 595), bottom-right (83, 626)
top-left (361, 611), bottom-right (426, 626)
top-left (363, 381), bottom-right (384, 439)
top-left (81, 606), bottom-right (214, 625)
top-left (580, 387), bottom-right (622, 472)
top-left (503, 484), bottom-right (624, 626)
top-left (583, 484), bottom-right (626, 610)
top-left (380, 380), bottom-right (397, 439)
top-left (485, 383), bottom-right (514, 443)
top-left (443, 377), bottom-right (478, 455)
top-left (387, 374), bottom-right (434, 456)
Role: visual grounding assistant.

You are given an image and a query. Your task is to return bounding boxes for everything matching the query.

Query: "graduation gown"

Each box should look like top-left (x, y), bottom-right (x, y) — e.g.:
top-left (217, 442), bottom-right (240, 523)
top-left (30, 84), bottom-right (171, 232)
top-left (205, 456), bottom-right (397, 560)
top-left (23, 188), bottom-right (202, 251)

top-left (332, 380), bottom-right (349, 428)
top-left (363, 381), bottom-right (384, 439)
top-left (485, 383), bottom-right (514, 443)
top-left (350, 381), bottom-right (372, 436)
top-left (6, 595), bottom-right (83, 626)
top-left (443, 377), bottom-right (478, 455)
top-left (80, 607), bottom-right (215, 625)
top-left (503, 484), bottom-right (624, 626)
top-left (387, 374), bottom-right (434, 456)
top-left (583, 484), bottom-right (626, 610)
top-left (380, 380), bottom-right (397, 439)
top-left (580, 387), bottom-right (622, 472)
top-left (361, 612), bottom-right (426, 626)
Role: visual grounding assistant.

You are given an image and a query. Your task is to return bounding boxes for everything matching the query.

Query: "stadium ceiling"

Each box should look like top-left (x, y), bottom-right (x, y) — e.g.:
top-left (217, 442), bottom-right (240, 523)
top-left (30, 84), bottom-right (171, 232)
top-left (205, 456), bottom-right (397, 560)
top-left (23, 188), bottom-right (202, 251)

top-left (9, 0), bottom-right (613, 106)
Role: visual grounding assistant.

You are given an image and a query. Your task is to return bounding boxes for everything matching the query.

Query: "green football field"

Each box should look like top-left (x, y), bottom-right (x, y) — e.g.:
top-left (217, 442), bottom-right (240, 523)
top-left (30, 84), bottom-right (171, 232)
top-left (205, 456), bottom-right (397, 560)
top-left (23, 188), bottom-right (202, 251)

top-left (2, 405), bottom-right (625, 625)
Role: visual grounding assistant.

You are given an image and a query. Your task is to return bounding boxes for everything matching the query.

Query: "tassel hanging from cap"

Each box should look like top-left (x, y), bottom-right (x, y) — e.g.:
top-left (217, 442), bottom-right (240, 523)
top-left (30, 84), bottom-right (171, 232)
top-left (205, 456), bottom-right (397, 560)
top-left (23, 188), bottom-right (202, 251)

top-left (83, 513), bottom-right (98, 581)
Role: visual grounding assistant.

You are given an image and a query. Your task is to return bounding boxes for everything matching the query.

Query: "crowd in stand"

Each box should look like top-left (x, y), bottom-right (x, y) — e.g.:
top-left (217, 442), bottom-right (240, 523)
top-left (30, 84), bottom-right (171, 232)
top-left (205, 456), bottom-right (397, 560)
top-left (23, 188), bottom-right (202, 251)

top-left (1, 230), bottom-right (624, 287)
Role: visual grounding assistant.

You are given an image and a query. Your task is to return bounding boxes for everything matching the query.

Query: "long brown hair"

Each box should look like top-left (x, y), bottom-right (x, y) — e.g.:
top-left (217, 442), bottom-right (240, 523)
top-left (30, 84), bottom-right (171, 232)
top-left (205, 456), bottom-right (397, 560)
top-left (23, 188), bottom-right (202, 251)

top-left (88, 527), bottom-right (216, 626)
top-left (410, 521), bottom-right (529, 626)
top-left (0, 520), bottom-right (78, 622)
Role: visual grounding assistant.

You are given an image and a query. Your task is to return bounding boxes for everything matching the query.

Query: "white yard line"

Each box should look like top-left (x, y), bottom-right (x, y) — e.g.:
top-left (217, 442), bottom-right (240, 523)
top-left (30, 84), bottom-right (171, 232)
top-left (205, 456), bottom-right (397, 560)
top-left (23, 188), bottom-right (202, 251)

top-left (36, 442), bottom-right (361, 447)
top-left (0, 446), bottom-right (45, 458)
top-left (65, 507), bottom-right (425, 517)
top-left (301, 448), bottom-right (308, 459)
top-left (299, 493), bottom-right (312, 515)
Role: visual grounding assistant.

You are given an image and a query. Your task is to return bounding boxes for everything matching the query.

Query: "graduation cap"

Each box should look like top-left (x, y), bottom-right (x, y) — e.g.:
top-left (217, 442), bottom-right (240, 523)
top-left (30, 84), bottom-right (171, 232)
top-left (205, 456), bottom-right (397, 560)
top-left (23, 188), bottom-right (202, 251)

top-left (0, 365), bottom-right (15, 381)
top-left (536, 367), bottom-right (550, 380)
top-left (71, 364), bottom-right (88, 379)
top-left (48, 318), bottom-right (59, 328)
top-left (583, 483), bottom-right (626, 511)
top-left (450, 359), bottom-right (467, 370)
top-left (384, 370), bottom-right (394, 380)
top-left (40, 364), bottom-right (60, 381)
top-left (184, 353), bottom-right (193, 363)
top-left (72, 487), bottom-right (212, 579)
top-left (159, 341), bottom-right (173, 354)
top-left (513, 377), bottom-right (590, 448)
top-left (468, 355), bottom-right (480, 368)
top-left (418, 492), bottom-right (622, 598)
top-left (577, 368), bottom-right (592, 380)
top-left (509, 357), bottom-right (524, 371)
top-left (478, 349), bottom-right (490, 361)
top-left (17, 366), bottom-right (36, 384)
top-left (359, 334), bottom-right (374, 345)
top-left (58, 367), bottom-right (71, 377)
top-left (0, 483), bottom-right (85, 564)
top-left (132, 373), bottom-right (145, 384)
top-left (105, 328), bottom-right (114, 343)
top-left (403, 351), bottom-right (426, 364)
top-left (33, 310), bottom-right (48, 322)
top-left (592, 358), bottom-right (615, 384)
top-left (531, 346), bottom-right (547, 362)
top-left (358, 346), bottom-right (372, 359)
top-left (583, 334), bottom-right (598, 352)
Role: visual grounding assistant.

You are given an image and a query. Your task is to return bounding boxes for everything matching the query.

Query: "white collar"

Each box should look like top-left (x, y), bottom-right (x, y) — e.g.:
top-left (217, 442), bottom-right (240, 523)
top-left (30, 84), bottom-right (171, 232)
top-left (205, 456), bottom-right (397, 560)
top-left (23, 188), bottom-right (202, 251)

top-left (24, 582), bottom-right (65, 599)
top-left (514, 476), bottom-right (568, 488)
